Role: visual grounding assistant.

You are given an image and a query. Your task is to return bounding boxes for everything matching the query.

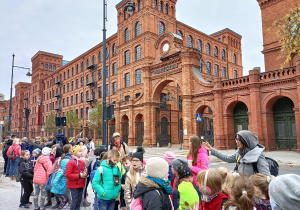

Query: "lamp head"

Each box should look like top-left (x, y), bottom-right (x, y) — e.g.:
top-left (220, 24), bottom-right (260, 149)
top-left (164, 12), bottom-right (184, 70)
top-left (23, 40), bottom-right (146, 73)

top-left (26, 71), bottom-right (32, 77)
top-left (125, 1), bottom-right (135, 16)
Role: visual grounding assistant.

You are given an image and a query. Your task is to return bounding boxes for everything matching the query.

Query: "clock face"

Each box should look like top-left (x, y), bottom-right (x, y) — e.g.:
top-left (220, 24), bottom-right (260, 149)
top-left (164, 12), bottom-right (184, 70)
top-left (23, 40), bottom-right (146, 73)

top-left (163, 43), bottom-right (170, 52)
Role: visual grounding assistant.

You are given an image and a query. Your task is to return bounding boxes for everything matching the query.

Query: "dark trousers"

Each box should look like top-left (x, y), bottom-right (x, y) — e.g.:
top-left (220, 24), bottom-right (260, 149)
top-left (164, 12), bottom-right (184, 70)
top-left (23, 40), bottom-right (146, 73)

top-left (4, 157), bottom-right (8, 174)
top-left (20, 180), bottom-right (33, 205)
top-left (6, 158), bottom-right (10, 175)
top-left (70, 188), bottom-right (84, 210)
top-left (57, 194), bottom-right (69, 210)
top-left (98, 199), bottom-right (115, 210)
top-left (84, 176), bottom-right (90, 199)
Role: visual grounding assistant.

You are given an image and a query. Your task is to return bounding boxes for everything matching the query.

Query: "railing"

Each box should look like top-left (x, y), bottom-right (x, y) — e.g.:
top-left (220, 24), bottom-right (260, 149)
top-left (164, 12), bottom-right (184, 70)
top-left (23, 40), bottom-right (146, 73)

top-left (259, 66), bottom-right (296, 82)
top-left (222, 76), bottom-right (250, 88)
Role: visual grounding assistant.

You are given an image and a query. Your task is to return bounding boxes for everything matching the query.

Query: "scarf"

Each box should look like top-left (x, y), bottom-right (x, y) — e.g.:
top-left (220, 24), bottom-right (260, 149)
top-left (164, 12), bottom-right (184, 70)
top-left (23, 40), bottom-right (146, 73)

top-left (201, 193), bottom-right (220, 203)
top-left (146, 176), bottom-right (173, 195)
top-left (114, 140), bottom-right (121, 151)
top-left (238, 147), bottom-right (250, 157)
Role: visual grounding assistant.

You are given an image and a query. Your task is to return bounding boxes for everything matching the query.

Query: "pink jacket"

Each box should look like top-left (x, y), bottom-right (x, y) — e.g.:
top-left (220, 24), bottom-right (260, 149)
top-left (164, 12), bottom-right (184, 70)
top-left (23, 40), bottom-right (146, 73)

top-left (187, 146), bottom-right (209, 186)
top-left (33, 156), bottom-right (53, 185)
top-left (7, 143), bottom-right (21, 157)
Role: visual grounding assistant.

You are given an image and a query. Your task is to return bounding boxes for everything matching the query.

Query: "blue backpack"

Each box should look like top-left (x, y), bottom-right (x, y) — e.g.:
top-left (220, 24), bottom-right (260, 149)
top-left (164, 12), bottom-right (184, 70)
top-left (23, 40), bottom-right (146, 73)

top-left (90, 160), bottom-right (101, 182)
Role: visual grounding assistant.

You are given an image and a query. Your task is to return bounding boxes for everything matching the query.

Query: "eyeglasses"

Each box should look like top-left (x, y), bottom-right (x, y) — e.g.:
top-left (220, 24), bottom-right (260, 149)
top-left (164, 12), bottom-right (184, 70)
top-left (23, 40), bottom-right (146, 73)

top-left (131, 159), bottom-right (140, 163)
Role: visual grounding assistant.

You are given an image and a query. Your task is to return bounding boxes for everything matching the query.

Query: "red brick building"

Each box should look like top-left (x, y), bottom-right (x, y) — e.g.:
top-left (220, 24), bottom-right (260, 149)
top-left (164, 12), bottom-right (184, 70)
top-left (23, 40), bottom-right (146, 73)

top-left (5, 0), bottom-right (300, 152)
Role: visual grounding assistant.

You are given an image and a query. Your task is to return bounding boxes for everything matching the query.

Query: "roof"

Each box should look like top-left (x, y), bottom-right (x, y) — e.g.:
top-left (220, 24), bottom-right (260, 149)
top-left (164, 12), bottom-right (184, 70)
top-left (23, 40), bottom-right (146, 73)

top-left (116, 0), bottom-right (126, 7)
top-left (210, 28), bottom-right (242, 38)
top-left (31, 51), bottom-right (63, 60)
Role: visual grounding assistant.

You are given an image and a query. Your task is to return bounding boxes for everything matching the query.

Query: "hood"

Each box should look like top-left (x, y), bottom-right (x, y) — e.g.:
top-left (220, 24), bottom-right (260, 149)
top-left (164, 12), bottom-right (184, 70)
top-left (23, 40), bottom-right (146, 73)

top-left (55, 148), bottom-right (64, 158)
top-left (241, 144), bottom-right (265, 163)
top-left (56, 133), bottom-right (65, 137)
top-left (38, 155), bottom-right (51, 164)
top-left (6, 139), bottom-right (13, 146)
top-left (60, 158), bottom-right (67, 171)
top-left (100, 159), bottom-right (113, 169)
top-left (237, 130), bottom-right (258, 150)
top-left (133, 176), bottom-right (160, 198)
top-left (18, 158), bottom-right (27, 166)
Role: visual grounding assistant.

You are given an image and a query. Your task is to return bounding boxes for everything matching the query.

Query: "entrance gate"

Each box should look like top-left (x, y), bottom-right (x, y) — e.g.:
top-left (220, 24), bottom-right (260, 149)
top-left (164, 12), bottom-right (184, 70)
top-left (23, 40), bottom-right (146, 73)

top-left (136, 122), bottom-right (144, 146)
top-left (122, 122), bottom-right (129, 144)
top-left (198, 117), bottom-right (214, 147)
top-left (234, 102), bottom-right (249, 133)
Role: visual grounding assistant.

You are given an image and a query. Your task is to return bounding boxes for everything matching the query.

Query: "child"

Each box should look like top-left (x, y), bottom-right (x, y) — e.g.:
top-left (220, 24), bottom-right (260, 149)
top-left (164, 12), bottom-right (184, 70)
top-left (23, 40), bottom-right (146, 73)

top-left (30, 148), bottom-right (41, 168)
top-left (33, 147), bottom-right (53, 210)
top-left (124, 147), bottom-right (146, 209)
top-left (164, 151), bottom-right (176, 181)
top-left (51, 160), bottom-right (69, 210)
top-left (120, 155), bottom-right (132, 210)
top-left (197, 169), bottom-right (230, 210)
top-left (224, 176), bottom-right (256, 210)
top-left (177, 166), bottom-right (199, 210)
top-left (7, 138), bottom-right (22, 180)
top-left (250, 174), bottom-right (271, 210)
top-left (215, 167), bottom-right (234, 197)
top-left (86, 138), bottom-right (95, 154)
top-left (65, 145), bottom-right (87, 210)
top-left (92, 149), bottom-right (121, 210)
top-left (19, 150), bottom-right (34, 208)
top-left (61, 144), bottom-right (73, 207)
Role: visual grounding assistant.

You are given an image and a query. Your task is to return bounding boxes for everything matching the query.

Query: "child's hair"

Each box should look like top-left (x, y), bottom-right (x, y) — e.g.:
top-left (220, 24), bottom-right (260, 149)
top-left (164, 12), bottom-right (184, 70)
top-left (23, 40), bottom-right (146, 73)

top-left (197, 169), bottom-right (223, 195)
top-left (13, 138), bottom-right (20, 144)
top-left (108, 149), bottom-right (121, 158)
top-left (187, 135), bottom-right (202, 165)
top-left (94, 148), bottom-right (101, 156)
top-left (61, 144), bottom-right (72, 160)
top-left (249, 173), bottom-right (270, 199)
top-left (21, 150), bottom-right (30, 156)
top-left (100, 152), bottom-right (108, 164)
top-left (121, 154), bottom-right (132, 165)
top-left (224, 176), bottom-right (255, 210)
top-left (215, 167), bottom-right (234, 196)
top-left (48, 136), bottom-right (53, 142)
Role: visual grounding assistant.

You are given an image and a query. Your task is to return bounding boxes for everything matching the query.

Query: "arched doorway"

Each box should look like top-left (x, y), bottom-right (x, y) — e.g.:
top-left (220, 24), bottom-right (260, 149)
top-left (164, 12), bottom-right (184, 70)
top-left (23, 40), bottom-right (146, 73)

top-left (135, 114), bottom-right (144, 146)
top-left (273, 97), bottom-right (297, 150)
top-left (196, 106), bottom-right (214, 146)
top-left (234, 102), bottom-right (249, 133)
top-left (121, 115), bottom-right (129, 144)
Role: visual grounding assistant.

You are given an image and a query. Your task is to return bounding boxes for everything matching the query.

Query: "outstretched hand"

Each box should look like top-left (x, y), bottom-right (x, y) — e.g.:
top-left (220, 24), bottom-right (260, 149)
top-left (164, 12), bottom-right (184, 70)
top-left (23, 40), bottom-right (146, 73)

top-left (202, 141), bottom-right (213, 151)
top-left (187, 201), bottom-right (199, 210)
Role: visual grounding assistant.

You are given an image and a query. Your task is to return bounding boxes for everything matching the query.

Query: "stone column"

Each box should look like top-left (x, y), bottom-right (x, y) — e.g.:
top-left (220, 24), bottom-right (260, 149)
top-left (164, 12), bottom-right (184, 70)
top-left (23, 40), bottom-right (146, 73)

top-left (115, 102), bottom-right (120, 132)
top-left (128, 99), bottom-right (135, 146)
top-left (83, 126), bottom-right (87, 138)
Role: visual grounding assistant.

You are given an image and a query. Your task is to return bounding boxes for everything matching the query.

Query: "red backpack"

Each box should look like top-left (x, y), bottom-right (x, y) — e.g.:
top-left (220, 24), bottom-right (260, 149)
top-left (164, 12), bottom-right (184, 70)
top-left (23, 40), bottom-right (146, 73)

top-left (8, 147), bottom-right (17, 160)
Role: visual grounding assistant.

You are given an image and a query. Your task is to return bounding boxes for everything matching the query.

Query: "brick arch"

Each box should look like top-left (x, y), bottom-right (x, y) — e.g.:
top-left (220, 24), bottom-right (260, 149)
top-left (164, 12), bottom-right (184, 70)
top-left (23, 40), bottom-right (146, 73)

top-left (224, 96), bottom-right (250, 114)
top-left (121, 114), bottom-right (129, 123)
top-left (262, 91), bottom-right (298, 112)
top-left (134, 113), bottom-right (144, 123)
top-left (194, 102), bottom-right (214, 115)
top-left (152, 76), bottom-right (182, 102)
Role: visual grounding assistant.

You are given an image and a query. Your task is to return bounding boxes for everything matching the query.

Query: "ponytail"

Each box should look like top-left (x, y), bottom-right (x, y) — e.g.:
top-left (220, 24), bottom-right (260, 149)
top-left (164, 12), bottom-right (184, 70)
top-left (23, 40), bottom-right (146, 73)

top-left (239, 192), bottom-right (255, 210)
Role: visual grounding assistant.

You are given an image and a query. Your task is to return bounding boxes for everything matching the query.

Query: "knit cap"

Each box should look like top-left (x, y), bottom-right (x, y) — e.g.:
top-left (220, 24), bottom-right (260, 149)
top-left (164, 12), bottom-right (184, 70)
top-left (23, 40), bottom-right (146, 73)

top-left (42, 147), bottom-right (51, 156)
top-left (269, 174), bottom-right (300, 210)
top-left (146, 157), bottom-right (169, 179)
top-left (32, 148), bottom-right (41, 156)
top-left (163, 151), bottom-right (176, 165)
top-left (132, 146), bottom-right (145, 162)
top-left (171, 158), bottom-right (188, 172)
top-left (178, 166), bottom-right (193, 180)
top-left (72, 145), bottom-right (82, 155)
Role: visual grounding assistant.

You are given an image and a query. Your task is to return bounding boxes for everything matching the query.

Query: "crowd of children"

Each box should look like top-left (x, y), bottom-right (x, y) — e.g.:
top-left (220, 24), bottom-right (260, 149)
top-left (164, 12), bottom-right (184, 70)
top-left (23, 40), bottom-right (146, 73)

top-left (2, 131), bottom-right (300, 210)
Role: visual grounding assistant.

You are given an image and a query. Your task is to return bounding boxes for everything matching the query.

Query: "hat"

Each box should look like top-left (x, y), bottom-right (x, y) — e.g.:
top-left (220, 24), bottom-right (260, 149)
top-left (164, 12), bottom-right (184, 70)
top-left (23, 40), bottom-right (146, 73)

top-left (269, 174), bottom-right (300, 210)
top-left (178, 166), bottom-right (192, 180)
top-left (146, 157), bottom-right (169, 179)
top-left (32, 148), bottom-right (41, 156)
top-left (171, 158), bottom-right (188, 172)
top-left (164, 151), bottom-right (176, 165)
top-left (132, 147), bottom-right (145, 162)
top-left (113, 132), bottom-right (120, 138)
top-left (72, 145), bottom-right (82, 155)
top-left (42, 147), bottom-right (51, 156)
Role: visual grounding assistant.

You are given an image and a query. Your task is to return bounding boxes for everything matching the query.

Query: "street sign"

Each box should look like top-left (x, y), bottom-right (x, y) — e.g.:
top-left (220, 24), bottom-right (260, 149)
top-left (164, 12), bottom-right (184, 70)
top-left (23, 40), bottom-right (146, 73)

top-left (196, 114), bottom-right (202, 122)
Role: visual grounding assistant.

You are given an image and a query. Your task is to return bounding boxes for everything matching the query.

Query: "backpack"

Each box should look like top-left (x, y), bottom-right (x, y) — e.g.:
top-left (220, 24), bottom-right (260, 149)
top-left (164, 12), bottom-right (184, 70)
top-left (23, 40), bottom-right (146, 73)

top-left (89, 159), bottom-right (101, 182)
top-left (15, 166), bottom-right (22, 182)
top-left (134, 190), bottom-right (172, 210)
top-left (2, 145), bottom-right (9, 158)
top-left (8, 147), bottom-right (17, 160)
top-left (253, 156), bottom-right (279, 177)
top-left (45, 172), bottom-right (58, 191)
top-left (91, 165), bottom-right (120, 184)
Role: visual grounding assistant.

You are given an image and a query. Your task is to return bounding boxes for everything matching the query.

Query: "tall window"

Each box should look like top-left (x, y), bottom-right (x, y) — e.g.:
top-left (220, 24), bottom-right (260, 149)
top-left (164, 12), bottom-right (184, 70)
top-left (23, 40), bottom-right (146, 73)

top-left (86, 74), bottom-right (89, 84)
top-left (166, 4), bottom-right (168, 14)
top-left (178, 30), bottom-right (183, 38)
top-left (214, 46), bottom-right (218, 58)
top-left (49, 65), bottom-right (52, 70)
top-left (124, 11), bottom-right (127, 20)
top-left (106, 66), bottom-right (109, 78)
top-left (81, 62), bottom-right (84, 71)
top-left (106, 84), bottom-right (109, 96)
top-left (99, 69), bottom-right (102, 80)
top-left (113, 44), bottom-right (117, 56)
top-left (188, 35), bottom-right (193, 47)
top-left (67, 97), bottom-right (69, 106)
top-left (113, 82), bottom-right (117, 94)
top-left (67, 83), bottom-right (70, 92)
top-left (215, 64), bottom-right (219, 76)
top-left (138, 0), bottom-right (141, 10)
top-left (106, 47), bottom-right (109, 59)
top-left (76, 79), bottom-right (79, 89)
top-left (68, 70), bottom-right (70, 78)
top-left (113, 63), bottom-right (117, 75)
top-left (159, 22), bottom-right (165, 35)
top-left (207, 62), bottom-right (211, 74)
top-left (53, 66), bottom-right (56, 70)
top-left (76, 64), bottom-right (79, 74)
top-left (136, 69), bottom-right (141, 85)
top-left (81, 108), bottom-right (83, 118)
top-left (222, 49), bottom-right (226, 60)
top-left (71, 96), bottom-right (74, 105)
top-left (125, 28), bottom-right (130, 42)
top-left (200, 60), bottom-right (203, 72)
top-left (45, 64), bottom-right (48, 69)
top-left (233, 54), bottom-right (237, 64)
top-left (98, 87), bottom-right (102, 98)
top-left (64, 72), bottom-right (66, 80)
top-left (72, 81), bottom-right (74, 90)
top-left (136, 45), bottom-right (141, 61)
top-left (81, 77), bottom-right (84, 87)
top-left (99, 52), bottom-right (102, 63)
top-left (63, 99), bottom-right (65, 107)
top-left (92, 71), bottom-right (96, 82)
top-left (125, 50), bottom-right (130, 65)
top-left (222, 67), bottom-right (226, 78)
top-left (234, 70), bottom-right (237, 78)
top-left (160, 1), bottom-right (163, 12)
top-left (86, 59), bottom-right (89, 67)
top-left (154, 0), bottom-right (157, 9)
top-left (197, 39), bottom-right (202, 52)
top-left (86, 91), bottom-right (89, 100)
top-left (92, 55), bottom-right (95, 64)
top-left (135, 22), bottom-right (141, 37)
top-left (92, 89), bottom-right (95, 99)
top-left (125, 73), bottom-right (130, 87)
top-left (72, 67), bottom-right (74, 76)
top-left (206, 43), bottom-right (211, 55)
top-left (81, 92), bottom-right (84, 103)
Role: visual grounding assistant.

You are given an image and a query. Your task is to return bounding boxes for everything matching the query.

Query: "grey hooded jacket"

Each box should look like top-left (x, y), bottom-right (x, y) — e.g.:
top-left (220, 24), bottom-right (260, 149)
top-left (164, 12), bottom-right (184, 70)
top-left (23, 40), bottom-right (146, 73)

top-left (211, 130), bottom-right (271, 177)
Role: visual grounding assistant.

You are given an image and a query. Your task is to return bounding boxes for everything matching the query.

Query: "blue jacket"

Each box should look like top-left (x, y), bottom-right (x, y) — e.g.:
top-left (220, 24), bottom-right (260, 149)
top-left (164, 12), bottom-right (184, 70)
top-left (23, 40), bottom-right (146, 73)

top-left (51, 158), bottom-right (67, 195)
top-left (168, 165), bottom-right (173, 181)
top-left (21, 142), bottom-right (33, 155)
top-left (92, 160), bottom-right (121, 200)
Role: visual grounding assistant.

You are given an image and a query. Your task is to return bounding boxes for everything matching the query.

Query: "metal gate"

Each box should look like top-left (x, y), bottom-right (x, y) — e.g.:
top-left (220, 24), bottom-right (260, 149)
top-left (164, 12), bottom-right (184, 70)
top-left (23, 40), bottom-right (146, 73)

top-left (198, 117), bottom-right (214, 147)
top-left (156, 103), bottom-right (171, 147)
top-left (109, 125), bottom-right (115, 143)
top-left (68, 128), bottom-right (74, 138)
top-left (136, 122), bottom-right (144, 146)
top-left (122, 123), bottom-right (129, 144)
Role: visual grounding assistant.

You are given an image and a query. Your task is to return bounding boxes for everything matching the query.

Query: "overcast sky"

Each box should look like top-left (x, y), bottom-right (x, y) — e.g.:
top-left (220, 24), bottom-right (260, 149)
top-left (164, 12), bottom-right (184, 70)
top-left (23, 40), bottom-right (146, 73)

top-left (0, 0), bottom-right (264, 100)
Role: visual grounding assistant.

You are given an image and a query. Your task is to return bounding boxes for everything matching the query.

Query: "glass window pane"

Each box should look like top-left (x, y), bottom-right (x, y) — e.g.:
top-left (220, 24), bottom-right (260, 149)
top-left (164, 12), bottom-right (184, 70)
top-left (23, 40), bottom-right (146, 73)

top-left (136, 45), bottom-right (141, 61)
top-left (136, 69), bottom-right (141, 85)
top-left (159, 22), bottom-right (165, 35)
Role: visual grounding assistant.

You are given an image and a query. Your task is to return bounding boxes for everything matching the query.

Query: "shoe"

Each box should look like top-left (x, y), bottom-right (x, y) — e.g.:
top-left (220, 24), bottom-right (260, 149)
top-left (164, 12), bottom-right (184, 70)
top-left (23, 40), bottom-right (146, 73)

top-left (10, 177), bottom-right (13, 180)
top-left (83, 199), bottom-right (91, 207)
top-left (5, 174), bottom-right (9, 177)
top-left (44, 201), bottom-right (52, 208)
top-left (19, 204), bottom-right (29, 209)
top-left (13, 177), bottom-right (16, 180)
top-left (26, 201), bottom-right (32, 205)
top-left (34, 208), bottom-right (40, 210)
top-left (51, 202), bottom-right (60, 209)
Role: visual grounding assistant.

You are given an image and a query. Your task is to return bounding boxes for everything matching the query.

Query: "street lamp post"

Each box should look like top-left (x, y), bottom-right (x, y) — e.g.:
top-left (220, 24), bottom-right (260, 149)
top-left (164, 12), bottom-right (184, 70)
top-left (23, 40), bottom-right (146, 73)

top-left (102, 0), bottom-right (135, 147)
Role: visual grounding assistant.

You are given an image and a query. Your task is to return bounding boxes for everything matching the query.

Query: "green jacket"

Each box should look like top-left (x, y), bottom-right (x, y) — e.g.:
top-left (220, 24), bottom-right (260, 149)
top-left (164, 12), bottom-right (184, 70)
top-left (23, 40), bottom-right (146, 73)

top-left (178, 181), bottom-right (199, 210)
top-left (92, 160), bottom-right (121, 200)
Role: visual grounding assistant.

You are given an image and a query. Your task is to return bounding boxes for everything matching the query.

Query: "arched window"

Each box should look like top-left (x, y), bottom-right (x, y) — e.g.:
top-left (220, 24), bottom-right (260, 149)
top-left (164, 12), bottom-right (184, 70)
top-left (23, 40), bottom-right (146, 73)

top-left (206, 43), bottom-right (211, 55)
top-left (125, 28), bottom-right (130, 42)
top-left (234, 70), bottom-right (237, 78)
top-left (113, 63), bottom-right (117, 75)
top-left (159, 22), bottom-right (165, 35)
top-left (222, 49), bottom-right (226, 60)
top-left (53, 65), bottom-right (56, 70)
top-left (178, 30), bottom-right (183, 38)
top-left (138, 0), bottom-right (141, 10)
top-left (45, 64), bottom-right (48, 69)
top-left (92, 55), bottom-right (95, 65)
top-left (72, 67), bottom-right (74, 76)
top-left (99, 52), bottom-right (102, 63)
top-left (207, 62), bottom-right (211, 74)
top-left (222, 67), bottom-right (226, 78)
top-left (136, 45), bottom-right (141, 61)
top-left (215, 64), bottom-right (219, 76)
top-left (113, 44), bottom-right (117, 56)
top-left (81, 62), bottom-right (84, 71)
top-left (165, 4), bottom-right (168, 14)
top-left (197, 39), bottom-right (202, 52)
top-left (154, 0), bottom-right (157, 9)
top-left (233, 54), bottom-right (237, 64)
top-left (76, 64), bottom-right (79, 74)
top-left (125, 50), bottom-right (130, 65)
top-left (160, 1), bottom-right (163, 12)
top-left (214, 47), bottom-right (218, 58)
top-left (135, 22), bottom-right (141, 37)
top-left (188, 35), bottom-right (193, 48)
top-left (86, 59), bottom-right (89, 67)
top-left (49, 65), bottom-right (52, 70)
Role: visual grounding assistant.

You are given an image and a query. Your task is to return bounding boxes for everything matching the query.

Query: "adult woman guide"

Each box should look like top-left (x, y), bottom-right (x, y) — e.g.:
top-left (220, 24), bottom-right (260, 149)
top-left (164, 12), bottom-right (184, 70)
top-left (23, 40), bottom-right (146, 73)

top-left (202, 130), bottom-right (271, 177)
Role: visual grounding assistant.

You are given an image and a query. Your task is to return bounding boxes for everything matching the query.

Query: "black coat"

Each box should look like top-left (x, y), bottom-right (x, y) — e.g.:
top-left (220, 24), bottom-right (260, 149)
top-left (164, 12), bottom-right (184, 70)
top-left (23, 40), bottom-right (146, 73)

top-left (2, 140), bottom-right (13, 158)
top-left (18, 158), bottom-right (34, 181)
top-left (51, 133), bottom-right (68, 147)
top-left (133, 176), bottom-right (172, 210)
